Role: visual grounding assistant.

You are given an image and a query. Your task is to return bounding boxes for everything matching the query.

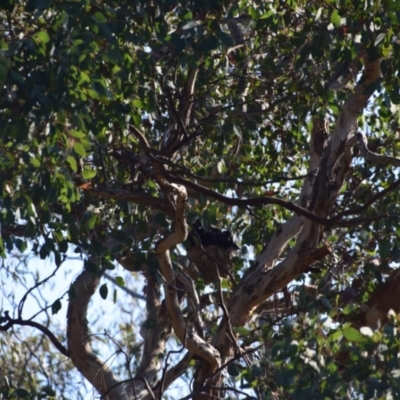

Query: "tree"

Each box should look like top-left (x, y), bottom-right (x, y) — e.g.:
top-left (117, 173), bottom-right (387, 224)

top-left (1, 0), bottom-right (400, 398)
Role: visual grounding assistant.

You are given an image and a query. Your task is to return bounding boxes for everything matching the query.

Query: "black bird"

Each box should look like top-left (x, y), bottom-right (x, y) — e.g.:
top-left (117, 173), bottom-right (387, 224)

top-left (188, 219), bottom-right (239, 250)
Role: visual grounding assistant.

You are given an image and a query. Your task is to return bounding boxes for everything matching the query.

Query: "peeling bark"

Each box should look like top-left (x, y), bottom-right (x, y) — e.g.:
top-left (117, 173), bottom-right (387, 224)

top-left (67, 269), bottom-right (130, 400)
top-left (207, 54), bottom-right (383, 387)
top-left (155, 181), bottom-right (221, 399)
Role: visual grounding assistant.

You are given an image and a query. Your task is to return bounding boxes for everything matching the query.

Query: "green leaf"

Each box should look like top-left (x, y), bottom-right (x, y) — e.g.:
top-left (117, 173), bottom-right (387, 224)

top-left (35, 30), bottom-right (50, 43)
top-left (73, 142), bottom-right (86, 157)
top-left (93, 12), bottom-right (107, 23)
top-left (30, 157), bottom-right (40, 167)
top-left (69, 130), bottom-right (86, 139)
top-left (132, 99), bottom-right (144, 108)
top-left (233, 326), bottom-right (251, 336)
top-left (330, 9), bottom-right (341, 26)
top-left (81, 169), bottom-right (97, 179)
top-left (343, 327), bottom-right (363, 342)
top-left (115, 276), bottom-right (125, 286)
top-left (99, 283), bottom-right (108, 299)
top-left (67, 156), bottom-right (78, 172)
top-left (183, 11), bottom-right (193, 20)
top-left (86, 88), bottom-right (100, 100)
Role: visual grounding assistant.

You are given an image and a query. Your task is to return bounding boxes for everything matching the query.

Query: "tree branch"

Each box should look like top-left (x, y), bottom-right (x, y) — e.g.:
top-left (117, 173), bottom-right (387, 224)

top-left (0, 315), bottom-right (69, 357)
top-left (357, 131), bottom-right (400, 166)
top-left (155, 180), bottom-right (221, 372)
top-left (67, 268), bottom-right (129, 399)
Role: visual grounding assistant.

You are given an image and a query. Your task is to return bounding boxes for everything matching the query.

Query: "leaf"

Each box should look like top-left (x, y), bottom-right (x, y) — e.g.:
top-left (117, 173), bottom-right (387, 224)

top-left (86, 88), bottom-right (100, 100)
top-left (330, 9), bottom-right (341, 26)
top-left (73, 142), bottom-right (86, 157)
top-left (183, 11), bottom-right (193, 20)
top-left (227, 363), bottom-right (242, 376)
top-left (14, 388), bottom-right (30, 397)
top-left (182, 20), bottom-right (197, 30)
top-left (51, 299), bottom-right (62, 315)
top-left (132, 99), bottom-right (144, 108)
top-left (93, 11), bottom-right (107, 23)
top-left (30, 157), bottom-right (40, 167)
top-left (378, 239), bottom-right (391, 260)
top-left (0, 55), bottom-right (9, 85)
top-left (67, 156), bottom-right (78, 172)
top-left (58, 240), bottom-right (68, 253)
top-left (35, 30), bottom-right (50, 43)
top-left (39, 244), bottom-right (49, 259)
top-left (81, 169), bottom-right (97, 179)
top-left (314, 7), bottom-right (322, 22)
top-left (233, 125), bottom-right (242, 138)
top-left (374, 33), bottom-right (386, 46)
top-left (343, 327), bottom-right (363, 342)
top-left (25, 0), bottom-right (50, 11)
top-left (233, 326), bottom-right (251, 336)
top-left (68, 284), bottom-right (77, 300)
top-left (113, 288), bottom-right (117, 304)
top-left (362, 80), bottom-right (382, 96)
top-left (71, 115), bottom-right (85, 130)
top-left (360, 326), bottom-right (374, 337)
top-left (99, 283), bottom-right (108, 299)
top-left (115, 276), bottom-right (125, 286)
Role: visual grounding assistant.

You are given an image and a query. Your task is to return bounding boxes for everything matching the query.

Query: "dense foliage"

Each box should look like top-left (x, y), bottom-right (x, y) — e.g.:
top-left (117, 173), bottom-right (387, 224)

top-left (1, 0), bottom-right (400, 399)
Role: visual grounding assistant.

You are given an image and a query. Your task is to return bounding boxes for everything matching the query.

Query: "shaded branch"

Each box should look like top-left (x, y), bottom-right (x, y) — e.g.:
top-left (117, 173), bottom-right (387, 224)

top-left (0, 315), bottom-right (69, 357)
top-left (357, 131), bottom-right (400, 166)
top-left (67, 268), bottom-right (128, 399)
top-left (166, 172), bottom-right (333, 225)
top-left (155, 179), bottom-right (221, 372)
top-left (82, 186), bottom-right (173, 216)
top-left (335, 178), bottom-right (400, 219)
top-left (104, 272), bottom-right (145, 301)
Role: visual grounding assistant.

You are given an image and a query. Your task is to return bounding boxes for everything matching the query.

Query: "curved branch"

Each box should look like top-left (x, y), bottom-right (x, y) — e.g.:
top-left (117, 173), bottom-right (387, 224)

top-left (136, 270), bottom-right (171, 393)
top-left (166, 173), bottom-right (332, 225)
top-left (0, 316), bottom-right (69, 357)
top-left (335, 178), bottom-right (400, 219)
top-left (155, 181), bottom-right (221, 370)
top-left (357, 132), bottom-right (400, 166)
top-left (82, 186), bottom-right (173, 216)
top-left (67, 268), bottom-right (129, 399)
top-left (168, 166), bottom-right (316, 187)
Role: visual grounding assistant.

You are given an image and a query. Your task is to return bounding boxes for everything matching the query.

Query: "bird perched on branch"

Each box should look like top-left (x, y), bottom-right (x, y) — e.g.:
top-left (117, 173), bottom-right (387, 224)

top-left (188, 219), bottom-right (239, 250)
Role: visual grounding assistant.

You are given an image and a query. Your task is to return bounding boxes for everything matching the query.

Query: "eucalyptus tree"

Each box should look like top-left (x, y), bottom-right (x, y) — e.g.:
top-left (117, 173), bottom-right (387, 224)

top-left (1, 0), bottom-right (400, 399)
